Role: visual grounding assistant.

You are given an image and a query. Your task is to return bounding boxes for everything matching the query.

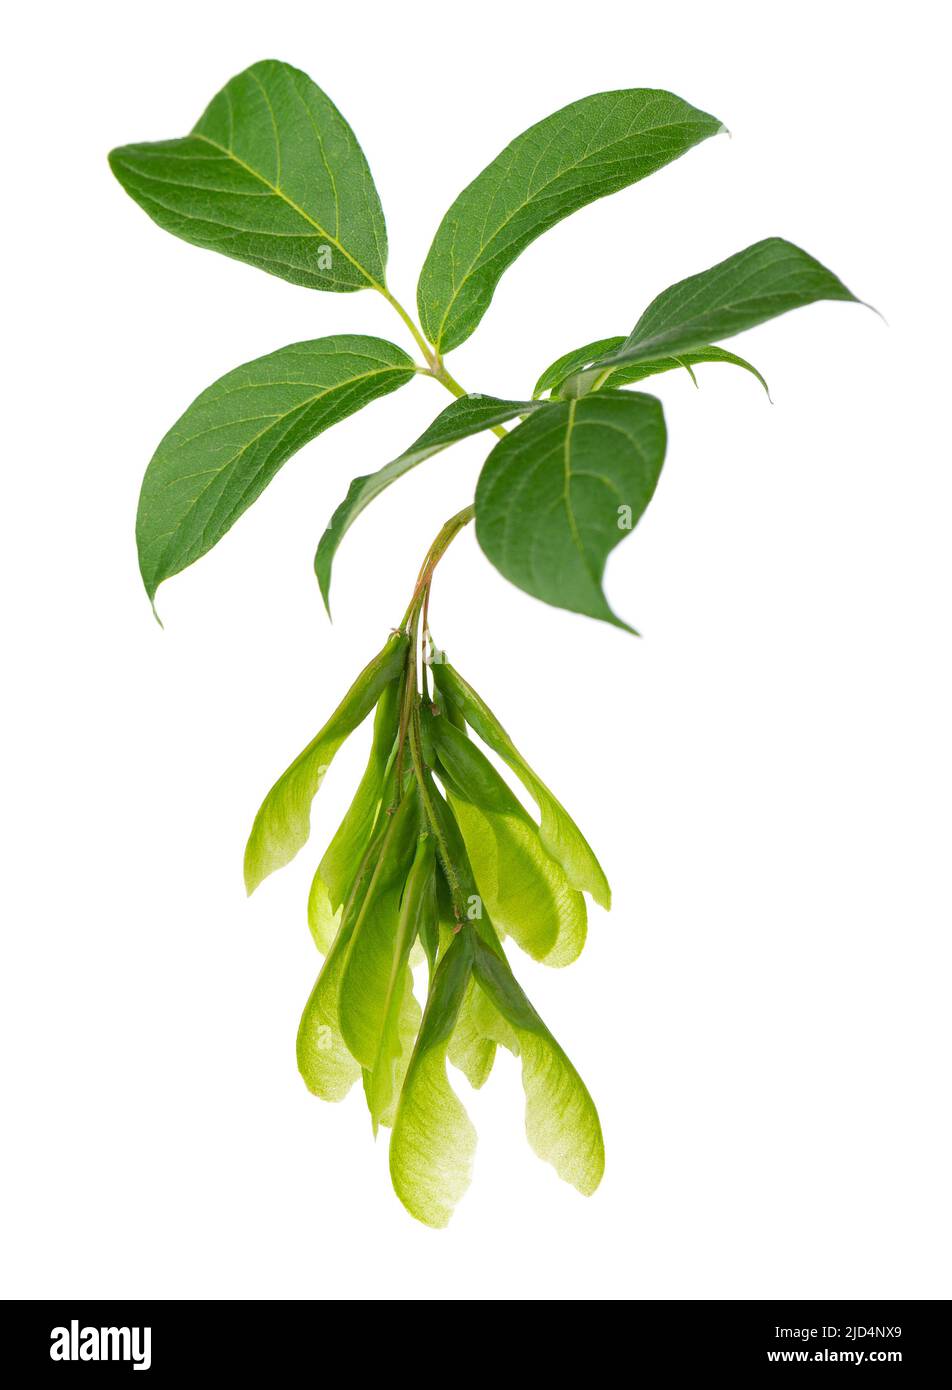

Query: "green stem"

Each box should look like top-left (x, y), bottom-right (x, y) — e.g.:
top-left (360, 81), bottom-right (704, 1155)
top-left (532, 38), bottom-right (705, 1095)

top-left (399, 505), bottom-right (475, 632)
top-left (369, 285), bottom-right (518, 931)
top-left (378, 285), bottom-right (437, 366)
top-left (377, 286), bottom-right (507, 438)
top-left (420, 581), bottom-right (432, 704)
top-left (430, 362), bottom-right (467, 397)
top-left (377, 294), bottom-right (500, 738)
top-left (394, 604), bottom-right (420, 794)
top-left (393, 506), bottom-right (475, 919)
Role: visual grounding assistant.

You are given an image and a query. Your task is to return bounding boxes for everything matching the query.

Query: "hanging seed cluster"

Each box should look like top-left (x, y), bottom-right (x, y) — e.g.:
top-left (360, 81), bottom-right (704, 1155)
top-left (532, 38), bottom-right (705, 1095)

top-left (110, 57), bottom-right (866, 1226)
top-left (244, 577), bottom-right (610, 1226)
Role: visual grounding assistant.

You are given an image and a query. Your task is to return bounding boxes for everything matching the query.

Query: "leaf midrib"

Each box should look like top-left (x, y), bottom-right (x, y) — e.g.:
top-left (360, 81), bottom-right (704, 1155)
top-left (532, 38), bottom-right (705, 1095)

top-left (428, 105), bottom-right (708, 351)
top-left (561, 399), bottom-right (585, 563)
top-left (620, 243), bottom-right (812, 360)
top-left (191, 130), bottom-right (385, 292)
top-left (145, 363), bottom-right (409, 580)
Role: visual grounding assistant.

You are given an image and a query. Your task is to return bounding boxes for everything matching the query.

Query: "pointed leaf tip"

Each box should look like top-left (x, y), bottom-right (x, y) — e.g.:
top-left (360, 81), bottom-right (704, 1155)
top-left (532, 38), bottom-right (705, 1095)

top-left (109, 59), bottom-right (389, 292)
top-left (475, 393), bottom-right (666, 629)
top-left (564, 238), bottom-right (863, 394)
top-left (418, 88), bottom-right (723, 353)
top-left (136, 336), bottom-right (415, 603)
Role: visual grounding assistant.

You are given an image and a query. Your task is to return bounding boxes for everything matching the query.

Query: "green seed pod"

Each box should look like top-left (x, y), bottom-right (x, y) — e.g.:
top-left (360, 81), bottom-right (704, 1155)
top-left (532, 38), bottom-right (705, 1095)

top-left (447, 978), bottom-right (498, 1089)
top-left (308, 679), bottom-right (401, 952)
top-left (337, 787), bottom-right (421, 1076)
top-left (431, 660), bottom-right (611, 909)
top-left (245, 632), bottom-right (409, 893)
top-left (413, 837), bottom-right (441, 974)
top-left (430, 712), bottom-right (587, 967)
top-left (472, 936), bottom-right (604, 1199)
top-left (389, 931), bottom-right (475, 1228)
top-left (296, 811), bottom-right (396, 1105)
top-left (360, 831), bottom-right (438, 1130)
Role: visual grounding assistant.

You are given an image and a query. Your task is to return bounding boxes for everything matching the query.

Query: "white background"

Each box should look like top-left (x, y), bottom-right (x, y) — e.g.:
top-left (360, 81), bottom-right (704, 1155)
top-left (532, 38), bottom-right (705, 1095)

top-left (2, 0), bottom-right (949, 1300)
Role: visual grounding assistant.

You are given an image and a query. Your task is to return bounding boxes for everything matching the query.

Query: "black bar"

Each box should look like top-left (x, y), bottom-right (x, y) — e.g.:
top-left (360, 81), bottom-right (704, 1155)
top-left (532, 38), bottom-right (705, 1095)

top-left (4, 1299), bottom-right (946, 1376)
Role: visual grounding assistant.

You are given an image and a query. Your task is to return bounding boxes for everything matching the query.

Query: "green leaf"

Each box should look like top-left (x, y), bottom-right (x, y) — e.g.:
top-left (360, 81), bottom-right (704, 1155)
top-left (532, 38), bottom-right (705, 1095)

top-left (535, 338), bottom-right (770, 399)
top-left (417, 89), bottom-right (723, 355)
top-left (603, 345), bottom-right (770, 396)
top-left (244, 634), bottom-right (408, 893)
top-left (362, 833), bottom-right (436, 1131)
top-left (136, 335), bottom-right (415, 606)
top-left (431, 716), bottom-right (587, 967)
top-left (533, 338), bottom-right (626, 398)
top-left (315, 394), bottom-right (546, 614)
top-left (431, 661), bottom-right (610, 909)
top-left (307, 681), bottom-right (400, 953)
top-left (473, 936), bottom-right (604, 1198)
top-left (109, 59), bottom-right (388, 293)
top-left (564, 238), bottom-right (860, 394)
top-left (474, 391), bottom-right (666, 629)
top-left (390, 932), bottom-right (476, 1228)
